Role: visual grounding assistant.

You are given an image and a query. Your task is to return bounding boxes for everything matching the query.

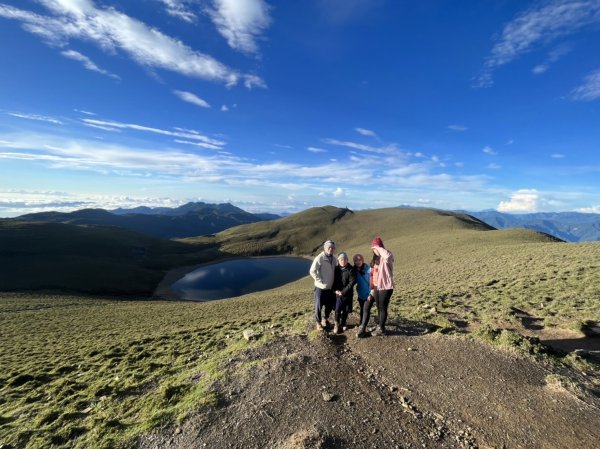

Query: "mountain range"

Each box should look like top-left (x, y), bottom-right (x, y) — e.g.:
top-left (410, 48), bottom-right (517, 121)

top-left (467, 210), bottom-right (600, 242)
top-left (10, 202), bottom-right (278, 239)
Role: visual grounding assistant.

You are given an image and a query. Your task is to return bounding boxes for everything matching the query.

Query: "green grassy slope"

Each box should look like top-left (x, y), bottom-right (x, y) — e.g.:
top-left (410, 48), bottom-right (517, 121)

top-left (1, 206), bottom-right (599, 448)
top-left (0, 221), bottom-right (219, 294)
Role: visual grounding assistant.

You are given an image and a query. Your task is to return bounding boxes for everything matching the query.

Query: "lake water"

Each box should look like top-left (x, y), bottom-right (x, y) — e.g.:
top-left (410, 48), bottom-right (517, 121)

top-left (171, 256), bottom-right (312, 301)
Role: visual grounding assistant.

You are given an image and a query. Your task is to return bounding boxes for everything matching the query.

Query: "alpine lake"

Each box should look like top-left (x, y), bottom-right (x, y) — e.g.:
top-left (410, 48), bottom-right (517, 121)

top-left (171, 256), bottom-right (313, 301)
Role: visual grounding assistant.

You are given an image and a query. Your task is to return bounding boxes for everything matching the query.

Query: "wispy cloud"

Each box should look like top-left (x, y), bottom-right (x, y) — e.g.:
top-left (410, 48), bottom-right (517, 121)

top-left (498, 189), bottom-right (538, 212)
top-left (323, 138), bottom-right (399, 155)
top-left (207, 0), bottom-right (271, 55)
top-left (482, 146), bottom-right (497, 155)
top-left (0, 1), bottom-right (264, 88)
top-left (486, 163), bottom-right (501, 170)
top-left (74, 109), bottom-right (96, 116)
top-left (475, 0), bottom-right (600, 87)
top-left (158, 0), bottom-right (197, 23)
top-left (0, 130), bottom-right (491, 200)
top-left (7, 112), bottom-right (63, 125)
top-left (531, 43), bottom-right (571, 75)
top-left (61, 49), bottom-right (120, 80)
top-left (221, 105), bottom-right (229, 112)
top-left (307, 147), bottom-right (327, 153)
top-left (82, 118), bottom-right (225, 148)
top-left (173, 90), bottom-right (211, 108)
top-left (551, 153), bottom-right (565, 159)
top-left (570, 69), bottom-right (600, 101)
top-left (355, 127), bottom-right (377, 137)
top-left (447, 124), bottom-right (468, 132)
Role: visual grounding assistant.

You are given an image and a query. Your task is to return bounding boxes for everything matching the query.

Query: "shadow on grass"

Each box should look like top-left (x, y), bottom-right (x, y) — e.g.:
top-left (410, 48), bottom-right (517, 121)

top-left (386, 317), bottom-right (438, 336)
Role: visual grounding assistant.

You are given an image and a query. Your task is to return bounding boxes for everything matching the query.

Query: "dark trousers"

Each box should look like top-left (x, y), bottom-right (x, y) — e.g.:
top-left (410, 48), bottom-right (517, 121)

top-left (360, 288), bottom-right (393, 330)
top-left (334, 295), bottom-right (352, 327)
top-left (314, 287), bottom-right (334, 322)
top-left (357, 297), bottom-right (367, 322)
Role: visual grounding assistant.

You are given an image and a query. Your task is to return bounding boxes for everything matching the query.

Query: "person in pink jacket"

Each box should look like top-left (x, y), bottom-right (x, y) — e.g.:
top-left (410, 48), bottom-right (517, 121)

top-left (357, 236), bottom-right (394, 337)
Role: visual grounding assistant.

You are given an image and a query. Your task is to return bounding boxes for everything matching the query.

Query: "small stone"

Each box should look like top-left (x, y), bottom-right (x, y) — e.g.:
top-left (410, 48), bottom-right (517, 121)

top-left (175, 427), bottom-right (182, 435)
top-left (389, 386), bottom-right (398, 392)
top-left (407, 347), bottom-right (416, 351)
top-left (82, 406), bottom-right (93, 414)
top-left (429, 307), bottom-right (438, 315)
top-left (242, 329), bottom-right (261, 341)
top-left (322, 391), bottom-right (335, 402)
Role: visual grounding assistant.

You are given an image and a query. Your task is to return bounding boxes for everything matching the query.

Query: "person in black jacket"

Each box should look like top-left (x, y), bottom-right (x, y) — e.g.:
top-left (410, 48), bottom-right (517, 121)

top-left (333, 252), bottom-right (356, 334)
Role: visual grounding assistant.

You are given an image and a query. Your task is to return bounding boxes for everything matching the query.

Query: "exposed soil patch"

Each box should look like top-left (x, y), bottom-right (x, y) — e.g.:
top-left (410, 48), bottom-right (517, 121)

top-left (136, 317), bottom-right (600, 449)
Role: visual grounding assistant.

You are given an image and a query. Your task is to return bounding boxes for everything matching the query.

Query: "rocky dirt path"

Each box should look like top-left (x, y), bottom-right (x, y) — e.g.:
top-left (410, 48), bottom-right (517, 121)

top-left (136, 322), bottom-right (600, 449)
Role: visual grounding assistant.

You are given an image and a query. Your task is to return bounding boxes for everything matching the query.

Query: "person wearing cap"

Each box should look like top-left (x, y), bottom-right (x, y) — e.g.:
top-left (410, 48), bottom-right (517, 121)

top-left (309, 240), bottom-right (337, 330)
top-left (357, 236), bottom-right (394, 337)
top-left (332, 252), bottom-right (356, 334)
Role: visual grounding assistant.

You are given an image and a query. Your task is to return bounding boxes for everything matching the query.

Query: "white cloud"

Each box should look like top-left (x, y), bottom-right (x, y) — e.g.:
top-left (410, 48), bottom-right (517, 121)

top-left (571, 69), bottom-right (600, 101)
top-left (8, 112), bottom-right (63, 125)
top-left (476, 0), bottom-right (600, 87)
top-left (532, 43), bottom-right (572, 75)
top-left (307, 147), bottom-right (327, 153)
top-left (551, 153), bottom-right (565, 159)
top-left (0, 1), bottom-right (263, 88)
top-left (486, 163), bottom-right (501, 170)
top-left (74, 109), bottom-right (96, 116)
top-left (221, 105), bottom-right (229, 112)
top-left (207, 0), bottom-right (271, 55)
top-left (243, 74), bottom-right (267, 89)
top-left (82, 118), bottom-right (225, 148)
top-left (498, 189), bottom-right (538, 212)
top-left (576, 205), bottom-right (600, 213)
top-left (173, 90), bottom-right (211, 108)
top-left (158, 0), bottom-right (197, 23)
top-left (332, 188), bottom-right (345, 198)
top-left (323, 138), bottom-right (399, 155)
top-left (482, 145), bottom-right (497, 155)
top-left (447, 124), bottom-right (468, 132)
top-left (0, 188), bottom-right (189, 217)
top-left (61, 49), bottom-right (120, 79)
top-left (355, 127), bottom-right (377, 137)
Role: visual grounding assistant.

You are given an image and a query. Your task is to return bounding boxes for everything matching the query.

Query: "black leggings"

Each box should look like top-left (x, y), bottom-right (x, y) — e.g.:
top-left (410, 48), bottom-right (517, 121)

top-left (360, 288), bottom-right (393, 329)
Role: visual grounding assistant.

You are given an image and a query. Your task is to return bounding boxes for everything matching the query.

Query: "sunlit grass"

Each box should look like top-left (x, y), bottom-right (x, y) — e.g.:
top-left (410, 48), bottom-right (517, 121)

top-left (2, 206), bottom-right (599, 448)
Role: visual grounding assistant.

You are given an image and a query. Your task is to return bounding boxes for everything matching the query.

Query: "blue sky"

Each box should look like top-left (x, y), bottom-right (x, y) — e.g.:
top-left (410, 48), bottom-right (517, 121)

top-left (1, 0), bottom-right (599, 217)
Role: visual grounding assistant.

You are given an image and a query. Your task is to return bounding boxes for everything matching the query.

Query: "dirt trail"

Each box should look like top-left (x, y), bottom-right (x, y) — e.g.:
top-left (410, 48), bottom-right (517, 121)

top-left (137, 322), bottom-right (600, 449)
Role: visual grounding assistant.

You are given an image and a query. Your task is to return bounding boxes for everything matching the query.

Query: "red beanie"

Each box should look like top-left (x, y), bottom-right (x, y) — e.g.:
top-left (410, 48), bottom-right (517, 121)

top-left (371, 236), bottom-right (384, 248)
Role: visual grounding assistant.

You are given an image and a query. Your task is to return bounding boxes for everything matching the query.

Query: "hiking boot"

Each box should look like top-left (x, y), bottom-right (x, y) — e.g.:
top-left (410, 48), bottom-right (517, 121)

top-left (333, 322), bottom-right (340, 334)
top-left (356, 326), bottom-right (366, 338)
top-left (316, 322), bottom-right (324, 331)
top-left (321, 318), bottom-right (327, 328)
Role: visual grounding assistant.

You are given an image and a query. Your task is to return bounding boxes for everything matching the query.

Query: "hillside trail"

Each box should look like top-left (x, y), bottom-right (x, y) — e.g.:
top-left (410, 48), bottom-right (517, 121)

top-left (137, 319), bottom-right (600, 449)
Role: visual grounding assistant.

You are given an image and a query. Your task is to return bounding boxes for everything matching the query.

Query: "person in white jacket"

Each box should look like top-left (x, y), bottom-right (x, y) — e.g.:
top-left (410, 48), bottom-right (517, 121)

top-left (309, 239), bottom-right (337, 331)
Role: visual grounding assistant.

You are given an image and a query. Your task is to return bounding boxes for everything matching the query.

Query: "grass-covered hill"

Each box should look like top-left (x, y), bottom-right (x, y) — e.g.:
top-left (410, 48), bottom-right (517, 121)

top-left (1, 206), bottom-right (599, 448)
top-left (0, 221), bottom-right (218, 295)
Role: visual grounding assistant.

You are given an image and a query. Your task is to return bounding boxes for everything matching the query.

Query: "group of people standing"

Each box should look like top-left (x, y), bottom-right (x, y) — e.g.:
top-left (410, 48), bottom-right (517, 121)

top-left (309, 237), bottom-right (394, 337)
